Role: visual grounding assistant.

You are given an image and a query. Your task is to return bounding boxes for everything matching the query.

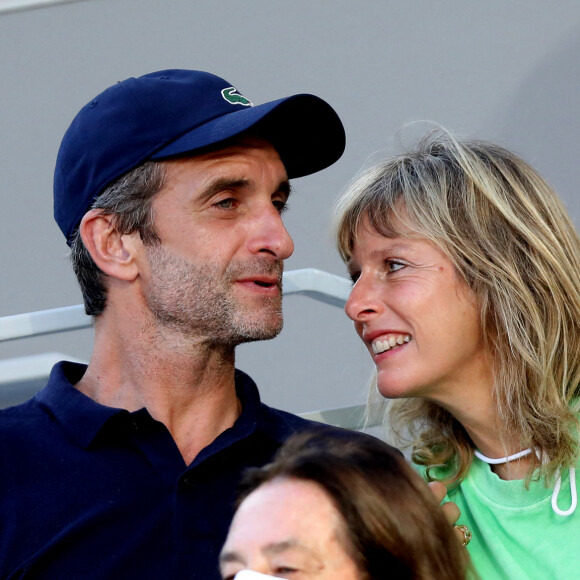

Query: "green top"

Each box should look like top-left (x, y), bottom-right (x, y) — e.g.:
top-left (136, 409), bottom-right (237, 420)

top-left (433, 456), bottom-right (579, 579)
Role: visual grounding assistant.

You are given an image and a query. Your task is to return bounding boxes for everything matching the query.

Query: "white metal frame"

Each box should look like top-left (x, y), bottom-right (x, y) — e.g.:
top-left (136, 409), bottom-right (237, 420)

top-left (0, 0), bottom-right (86, 15)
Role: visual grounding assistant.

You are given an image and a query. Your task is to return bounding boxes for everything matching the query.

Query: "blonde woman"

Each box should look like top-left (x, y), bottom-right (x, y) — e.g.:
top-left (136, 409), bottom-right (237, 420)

top-left (334, 129), bottom-right (580, 579)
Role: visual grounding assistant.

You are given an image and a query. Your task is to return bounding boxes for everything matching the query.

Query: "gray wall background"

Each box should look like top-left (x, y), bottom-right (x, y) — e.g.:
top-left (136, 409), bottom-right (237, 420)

top-left (1, 0), bottom-right (580, 415)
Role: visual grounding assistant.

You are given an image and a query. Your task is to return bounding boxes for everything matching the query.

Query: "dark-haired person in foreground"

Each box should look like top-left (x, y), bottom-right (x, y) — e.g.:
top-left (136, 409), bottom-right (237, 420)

top-left (0, 69), bottom-right (347, 579)
top-left (221, 429), bottom-right (469, 580)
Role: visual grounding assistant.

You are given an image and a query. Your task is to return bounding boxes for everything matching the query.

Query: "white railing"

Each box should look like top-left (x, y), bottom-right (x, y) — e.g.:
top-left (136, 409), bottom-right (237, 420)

top-left (0, 0), bottom-right (87, 15)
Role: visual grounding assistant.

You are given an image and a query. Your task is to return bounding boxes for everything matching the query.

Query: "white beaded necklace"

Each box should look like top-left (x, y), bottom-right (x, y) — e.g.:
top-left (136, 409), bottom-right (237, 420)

top-left (474, 448), bottom-right (577, 516)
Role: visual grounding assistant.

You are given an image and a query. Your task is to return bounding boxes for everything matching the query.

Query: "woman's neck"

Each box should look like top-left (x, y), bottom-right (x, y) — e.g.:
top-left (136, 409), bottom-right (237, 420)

top-left (433, 388), bottom-right (531, 480)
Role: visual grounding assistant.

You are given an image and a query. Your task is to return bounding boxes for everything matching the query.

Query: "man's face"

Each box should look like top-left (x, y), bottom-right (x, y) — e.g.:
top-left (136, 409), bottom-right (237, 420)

top-left (137, 137), bottom-right (294, 346)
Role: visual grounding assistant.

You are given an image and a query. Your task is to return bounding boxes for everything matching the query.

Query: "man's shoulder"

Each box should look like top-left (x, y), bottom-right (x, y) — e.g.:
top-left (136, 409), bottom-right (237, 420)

top-left (0, 397), bottom-right (44, 427)
top-left (0, 361), bottom-right (77, 451)
top-left (235, 368), bottom-right (335, 441)
top-left (259, 403), bottom-right (318, 428)
top-left (255, 402), bottom-right (380, 448)
top-left (0, 397), bottom-right (51, 463)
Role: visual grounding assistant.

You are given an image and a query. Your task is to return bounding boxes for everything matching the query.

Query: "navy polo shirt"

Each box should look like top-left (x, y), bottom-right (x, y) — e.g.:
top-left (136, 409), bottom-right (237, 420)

top-left (0, 361), bottom-right (318, 579)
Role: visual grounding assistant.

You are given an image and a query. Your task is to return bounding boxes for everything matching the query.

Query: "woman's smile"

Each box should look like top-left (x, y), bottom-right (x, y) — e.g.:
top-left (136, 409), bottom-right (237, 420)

top-left (345, 216), bottom-right (491, 404)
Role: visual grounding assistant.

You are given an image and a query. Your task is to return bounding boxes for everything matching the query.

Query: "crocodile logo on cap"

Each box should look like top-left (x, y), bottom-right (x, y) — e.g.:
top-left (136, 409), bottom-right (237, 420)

top-left (221, 87), bottom-right (253, 107)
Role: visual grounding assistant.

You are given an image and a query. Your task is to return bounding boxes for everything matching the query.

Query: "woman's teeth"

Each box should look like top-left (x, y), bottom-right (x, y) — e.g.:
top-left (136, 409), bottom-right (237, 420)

top-left (371, 335), bottom-right (411, 354)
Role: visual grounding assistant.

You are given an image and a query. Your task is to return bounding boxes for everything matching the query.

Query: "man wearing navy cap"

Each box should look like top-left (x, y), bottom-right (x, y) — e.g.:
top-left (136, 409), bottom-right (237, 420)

top-left (0, 70), bottom-right (346, 579)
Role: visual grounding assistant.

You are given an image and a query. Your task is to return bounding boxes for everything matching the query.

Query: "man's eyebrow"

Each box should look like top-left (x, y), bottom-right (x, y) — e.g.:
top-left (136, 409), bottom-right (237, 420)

top-left (198, 178), bottom-right (251, 202)
top-left (197, 178), bottom-right (292, 202)
top-left (278, 180), bottom-right (292, 199)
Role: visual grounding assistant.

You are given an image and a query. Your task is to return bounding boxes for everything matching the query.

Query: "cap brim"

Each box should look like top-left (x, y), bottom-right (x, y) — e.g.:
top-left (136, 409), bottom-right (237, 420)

top-left (150, 94), bottom-right (345, 179)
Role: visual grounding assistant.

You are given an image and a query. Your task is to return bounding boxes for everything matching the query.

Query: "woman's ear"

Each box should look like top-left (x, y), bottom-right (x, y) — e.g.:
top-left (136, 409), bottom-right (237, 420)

top-left (79, 209), bottom-right (140, 282)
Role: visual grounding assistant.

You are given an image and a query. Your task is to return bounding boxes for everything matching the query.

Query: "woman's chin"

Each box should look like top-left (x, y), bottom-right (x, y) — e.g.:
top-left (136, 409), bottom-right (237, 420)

top-left (375, 375), bottom-right (429, 400)
top-left (376, 383), bottom-right (414, 400)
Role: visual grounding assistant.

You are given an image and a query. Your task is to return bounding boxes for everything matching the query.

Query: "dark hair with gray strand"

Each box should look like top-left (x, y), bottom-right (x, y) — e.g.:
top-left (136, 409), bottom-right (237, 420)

top-left (69, 160), bottom-right (167, 316)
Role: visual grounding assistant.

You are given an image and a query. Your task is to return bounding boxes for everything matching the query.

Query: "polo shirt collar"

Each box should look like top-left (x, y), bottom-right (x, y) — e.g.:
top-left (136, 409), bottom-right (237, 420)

top-left (35, 361), bottom-right (126, 449)
top-left (34, 361), bottom-right (291, 454)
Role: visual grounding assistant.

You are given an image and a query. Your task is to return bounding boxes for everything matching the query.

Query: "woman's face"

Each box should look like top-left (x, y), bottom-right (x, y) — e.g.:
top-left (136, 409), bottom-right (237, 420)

top-left (345, 215), bottom-right (492, 406)
top-left (220, 478), bottom-right (361, 580)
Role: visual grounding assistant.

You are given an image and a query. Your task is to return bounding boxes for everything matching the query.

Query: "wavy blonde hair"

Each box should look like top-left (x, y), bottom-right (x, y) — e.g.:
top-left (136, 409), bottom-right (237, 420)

top-left (334, 129), bottom-right (580, 485)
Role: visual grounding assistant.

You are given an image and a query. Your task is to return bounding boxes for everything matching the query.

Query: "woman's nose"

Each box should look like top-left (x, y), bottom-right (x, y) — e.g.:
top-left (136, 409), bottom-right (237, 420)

top-left (345, 274), bottom-right (383, 322)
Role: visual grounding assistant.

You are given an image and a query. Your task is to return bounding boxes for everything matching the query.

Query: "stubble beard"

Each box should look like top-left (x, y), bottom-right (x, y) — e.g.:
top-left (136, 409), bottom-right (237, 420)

top-left (144, 244), bottom-right (284, 347)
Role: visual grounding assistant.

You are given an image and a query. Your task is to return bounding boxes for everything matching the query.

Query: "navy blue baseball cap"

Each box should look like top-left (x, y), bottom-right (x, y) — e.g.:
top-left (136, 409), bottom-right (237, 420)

top-left (54, 69), bottom-right (346, 244)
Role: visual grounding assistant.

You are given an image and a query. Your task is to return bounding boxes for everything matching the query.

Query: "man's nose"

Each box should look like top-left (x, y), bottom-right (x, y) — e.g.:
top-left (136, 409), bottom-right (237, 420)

top-left (247, 207), bottom-right (294, 260)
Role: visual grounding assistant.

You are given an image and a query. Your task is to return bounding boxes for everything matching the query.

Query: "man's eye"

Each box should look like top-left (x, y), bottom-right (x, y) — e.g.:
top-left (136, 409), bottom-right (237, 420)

top-left (273, 199), bottom-right (288, 214)
top-left (215, 198), bottom-right (236, 209)
top-left (349, 272), bottom-right (360, 285)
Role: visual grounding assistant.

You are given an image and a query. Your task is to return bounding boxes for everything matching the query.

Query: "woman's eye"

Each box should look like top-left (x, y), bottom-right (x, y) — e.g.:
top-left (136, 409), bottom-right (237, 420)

top-left (387, 260), bottom-right (405, 273)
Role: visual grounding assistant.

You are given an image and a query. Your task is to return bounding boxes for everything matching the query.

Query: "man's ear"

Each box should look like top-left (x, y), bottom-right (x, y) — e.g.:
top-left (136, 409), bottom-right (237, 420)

top-left (80, 209), bottom-right (140, 282)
